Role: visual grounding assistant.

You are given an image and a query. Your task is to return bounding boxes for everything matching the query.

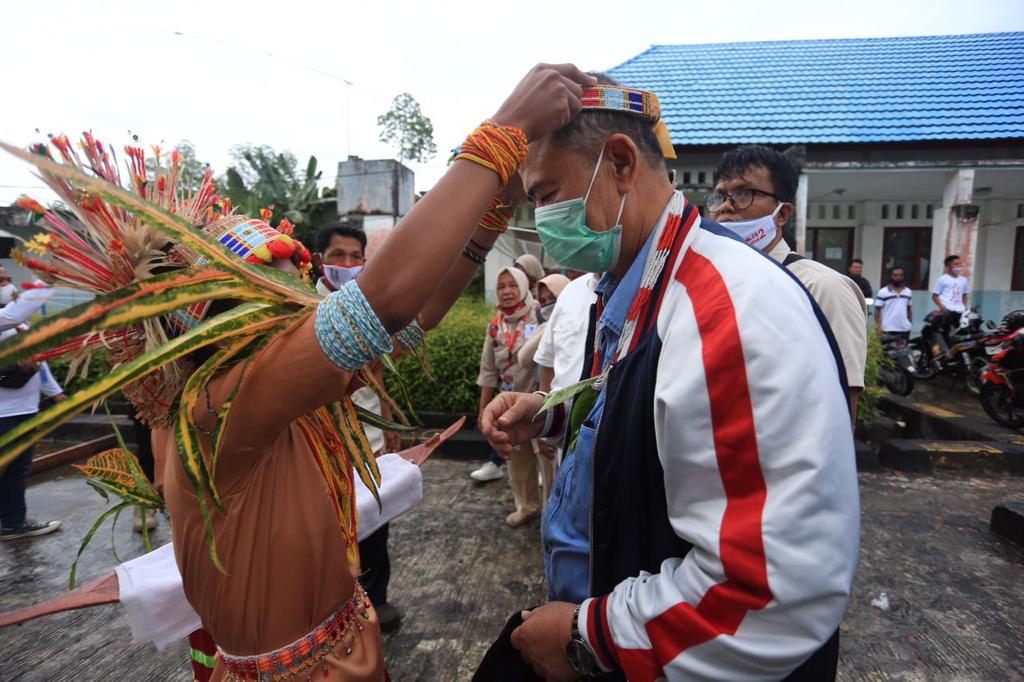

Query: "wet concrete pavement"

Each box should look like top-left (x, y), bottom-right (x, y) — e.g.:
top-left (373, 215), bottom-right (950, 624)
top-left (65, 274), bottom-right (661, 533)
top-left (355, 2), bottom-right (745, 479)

top-left (1, 458), bottom-right (1022, 680)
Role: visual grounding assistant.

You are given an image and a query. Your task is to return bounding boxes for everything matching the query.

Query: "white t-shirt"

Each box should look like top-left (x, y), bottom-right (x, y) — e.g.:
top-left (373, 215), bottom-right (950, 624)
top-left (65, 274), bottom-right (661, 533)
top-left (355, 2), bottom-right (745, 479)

top-left (875, 285), bottom-right (913, 333)
top-left (0, 327), bottom-right (63, 418)
top-left (0, 284), bottom-right (18, 306)
top-left (932, 274), bottom-right (970, 312)
top-left (534, 274), bottom-right (599, 391)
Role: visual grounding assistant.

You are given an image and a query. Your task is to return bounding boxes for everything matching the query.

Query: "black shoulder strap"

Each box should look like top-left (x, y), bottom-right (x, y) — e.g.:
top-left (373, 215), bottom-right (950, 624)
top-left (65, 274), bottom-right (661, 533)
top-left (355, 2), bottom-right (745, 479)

top-left (783, 252), bottom-right (806, 268)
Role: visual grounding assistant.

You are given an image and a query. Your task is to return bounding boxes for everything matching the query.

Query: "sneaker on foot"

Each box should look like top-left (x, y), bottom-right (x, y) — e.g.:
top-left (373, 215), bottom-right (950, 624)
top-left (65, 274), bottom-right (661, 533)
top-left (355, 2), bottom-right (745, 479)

top-left (133, 507), bottom-right (157, 533)
top-left (0, 519), bottom-right (61, 540)
top-left (505, 509), bottom-right (540, 528)
top-left (470, 461), bottom-right (504, 482)
top-left (375, 602), bottom-right (402, 633)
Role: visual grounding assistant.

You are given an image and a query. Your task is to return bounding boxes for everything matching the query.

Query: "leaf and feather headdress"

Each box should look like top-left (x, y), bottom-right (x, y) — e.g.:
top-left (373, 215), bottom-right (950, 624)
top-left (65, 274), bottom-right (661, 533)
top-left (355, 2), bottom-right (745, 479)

top-left (0, 134), bottom-right (385, 573)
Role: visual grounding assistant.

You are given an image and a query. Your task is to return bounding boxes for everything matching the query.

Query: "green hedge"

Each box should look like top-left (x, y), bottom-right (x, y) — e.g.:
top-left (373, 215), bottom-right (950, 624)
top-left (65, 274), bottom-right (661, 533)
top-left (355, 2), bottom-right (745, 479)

top-left (46, 351), bottom-right (110, 396)
top-left (386, 296), bottom-right (492, 414)
top-left (858, 326), bottom-right (888, 423)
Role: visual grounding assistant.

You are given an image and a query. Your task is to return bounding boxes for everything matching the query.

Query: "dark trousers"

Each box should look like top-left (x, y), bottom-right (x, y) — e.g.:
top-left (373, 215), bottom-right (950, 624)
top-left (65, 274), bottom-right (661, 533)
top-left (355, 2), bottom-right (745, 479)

top-left (132, 416), bottom-right (155, 483)
top-left (357, 523), bottom-right (391, 606)
top-left (0, 414), bottom-right (36, 529)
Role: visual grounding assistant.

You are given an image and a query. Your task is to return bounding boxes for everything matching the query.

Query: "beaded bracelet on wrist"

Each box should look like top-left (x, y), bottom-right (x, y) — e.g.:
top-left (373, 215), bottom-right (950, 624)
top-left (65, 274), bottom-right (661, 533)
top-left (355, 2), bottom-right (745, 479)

top-left (462, 247), bottom-right (487, 266)
top-left (469, 238), bottom-right (493, 253)
top-left (395, 320), bottom-right (426, 351)
top-left (455, 120), bottom-right (528, 187)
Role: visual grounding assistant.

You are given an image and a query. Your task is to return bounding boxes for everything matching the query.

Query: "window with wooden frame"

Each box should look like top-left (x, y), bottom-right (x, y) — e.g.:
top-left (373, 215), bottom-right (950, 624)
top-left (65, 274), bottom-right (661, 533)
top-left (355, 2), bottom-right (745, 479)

top-left (806, 227), bottom-right (854, 274)
top-left (882, 226), bottom-right (932, 290)
top-left (1012, 225), bottom-right (1024, 291)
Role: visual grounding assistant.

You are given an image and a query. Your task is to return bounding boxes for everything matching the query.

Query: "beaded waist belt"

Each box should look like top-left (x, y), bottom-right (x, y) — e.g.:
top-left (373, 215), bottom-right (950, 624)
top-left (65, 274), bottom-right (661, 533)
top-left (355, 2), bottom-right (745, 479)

top-left (218, 585), bottom-right (372, 681)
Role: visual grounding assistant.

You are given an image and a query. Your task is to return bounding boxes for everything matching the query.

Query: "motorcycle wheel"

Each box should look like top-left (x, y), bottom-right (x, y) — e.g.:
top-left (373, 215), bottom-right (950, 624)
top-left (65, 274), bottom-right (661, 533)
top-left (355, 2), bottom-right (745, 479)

top-left (888, 368), bottom-right (915, 397)
top-left (979, 381), bottom-right (1024, 428)
top-left (913, 351), bottom-right (939, 380)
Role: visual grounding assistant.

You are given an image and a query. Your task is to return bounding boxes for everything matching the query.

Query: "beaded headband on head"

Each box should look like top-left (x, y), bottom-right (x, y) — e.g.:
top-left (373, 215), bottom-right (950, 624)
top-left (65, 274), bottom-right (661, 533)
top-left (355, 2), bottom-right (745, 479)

top-left (165, 215), bottom-right (314, 338)
top-left (579, 85), bottom-right (676, 160)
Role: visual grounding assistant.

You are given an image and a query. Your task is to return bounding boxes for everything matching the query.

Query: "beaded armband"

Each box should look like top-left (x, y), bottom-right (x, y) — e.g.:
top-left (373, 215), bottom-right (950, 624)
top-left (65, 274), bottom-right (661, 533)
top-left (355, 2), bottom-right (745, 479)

top-left (395, 320), bottom-right (426, 351)
top-left (315, 282), bottom-right (393, 371)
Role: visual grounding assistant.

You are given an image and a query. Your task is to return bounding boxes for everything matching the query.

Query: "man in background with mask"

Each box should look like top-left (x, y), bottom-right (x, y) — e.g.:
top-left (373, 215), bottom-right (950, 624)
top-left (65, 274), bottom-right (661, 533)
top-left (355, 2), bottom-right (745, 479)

top-left (477, 79), bottom-right (858, 681)
top-left (932, 254), bottom-right (970, 318)
top-left (709, 145), bottom-right (867, 423)
top-left (314, 221), bottom-right (403, 632)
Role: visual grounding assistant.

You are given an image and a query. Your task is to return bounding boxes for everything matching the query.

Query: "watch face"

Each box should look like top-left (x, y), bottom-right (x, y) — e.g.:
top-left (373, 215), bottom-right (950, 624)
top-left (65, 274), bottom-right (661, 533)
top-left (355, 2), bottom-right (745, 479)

top-left (567, 639), bottom-right (594, 675)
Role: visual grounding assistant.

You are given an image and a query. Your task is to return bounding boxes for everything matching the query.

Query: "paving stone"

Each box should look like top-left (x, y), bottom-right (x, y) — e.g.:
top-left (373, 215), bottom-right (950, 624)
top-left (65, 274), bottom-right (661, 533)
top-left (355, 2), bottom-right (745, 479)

top-left (3, 458), bottom-right (1023, 680)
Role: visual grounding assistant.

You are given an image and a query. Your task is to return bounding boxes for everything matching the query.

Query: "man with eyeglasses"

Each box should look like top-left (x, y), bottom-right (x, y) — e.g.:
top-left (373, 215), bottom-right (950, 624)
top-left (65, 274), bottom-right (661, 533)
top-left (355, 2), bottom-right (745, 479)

top-left (708, 145), bottom-right (867, 424)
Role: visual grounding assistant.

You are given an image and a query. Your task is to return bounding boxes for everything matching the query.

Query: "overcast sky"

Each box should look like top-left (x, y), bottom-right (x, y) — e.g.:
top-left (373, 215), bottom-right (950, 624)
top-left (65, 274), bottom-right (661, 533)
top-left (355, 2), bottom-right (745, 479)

top-left (2, 0), bottom-right (1022, 205)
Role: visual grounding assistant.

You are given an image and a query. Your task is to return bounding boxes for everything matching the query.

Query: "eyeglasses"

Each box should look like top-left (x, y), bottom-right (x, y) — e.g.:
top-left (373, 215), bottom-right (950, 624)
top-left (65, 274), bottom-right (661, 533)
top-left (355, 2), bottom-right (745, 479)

top-left (705, 188), bottom-right (783, 213)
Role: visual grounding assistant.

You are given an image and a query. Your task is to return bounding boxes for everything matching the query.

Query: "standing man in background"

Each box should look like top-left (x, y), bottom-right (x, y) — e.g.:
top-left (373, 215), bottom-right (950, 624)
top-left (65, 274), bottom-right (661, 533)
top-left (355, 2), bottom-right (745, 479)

top-left (315, 221), bottom-right (403, 632)
top-left (875, 266), bottom-right (913, 338)
top-left (534, 272), bottom-right (599, 393)
top-left (709, 145), bottom-right (867, 423)
top-left (0, 284), bottom-right (64, 540)
top-left (847, 259), bottom-right (873, 301)
top-left (932, 254), bottom-right (970, 321)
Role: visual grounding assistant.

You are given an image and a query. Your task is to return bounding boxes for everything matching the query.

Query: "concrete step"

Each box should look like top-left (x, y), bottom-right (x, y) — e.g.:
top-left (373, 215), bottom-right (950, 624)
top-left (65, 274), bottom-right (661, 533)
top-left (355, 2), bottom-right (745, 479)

top-left (879, 438), bottom-right (1024, 475)
top-left (880, 394), bottom-right (1024, 446)
top-left (990, 501), bottom-right (1024, 545)
top-left (854, 439), bottom-right (881, 471)
top-left (29, 435), bottom-right (117, 475)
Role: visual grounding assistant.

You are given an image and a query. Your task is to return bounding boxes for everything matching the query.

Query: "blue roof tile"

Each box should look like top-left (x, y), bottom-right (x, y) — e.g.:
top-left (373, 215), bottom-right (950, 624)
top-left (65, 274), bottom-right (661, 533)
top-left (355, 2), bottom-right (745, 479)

top-left (607, 33), bottom-right (1024, 144)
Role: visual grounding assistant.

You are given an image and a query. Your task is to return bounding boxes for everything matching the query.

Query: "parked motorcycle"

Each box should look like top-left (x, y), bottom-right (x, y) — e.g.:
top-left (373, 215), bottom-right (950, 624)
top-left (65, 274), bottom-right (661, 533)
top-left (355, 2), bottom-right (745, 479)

top-left (977, 311), bottom-right (1024, 428)
top-left (879, 333), bottom-right (916, 396)
top-left (911, 308), bottom-right (988, 388)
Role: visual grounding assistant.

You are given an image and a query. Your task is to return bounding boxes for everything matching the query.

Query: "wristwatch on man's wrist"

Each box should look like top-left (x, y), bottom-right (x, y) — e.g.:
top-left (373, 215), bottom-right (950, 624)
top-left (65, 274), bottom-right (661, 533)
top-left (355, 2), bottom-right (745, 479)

top-left (566, 603), bottom-right (600, 677)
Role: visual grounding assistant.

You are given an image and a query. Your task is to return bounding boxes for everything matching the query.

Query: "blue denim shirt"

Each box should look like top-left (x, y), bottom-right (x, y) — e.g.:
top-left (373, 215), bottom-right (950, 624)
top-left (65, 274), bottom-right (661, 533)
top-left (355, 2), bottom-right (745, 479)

top-left (541, 230), bottom-right (656, 602)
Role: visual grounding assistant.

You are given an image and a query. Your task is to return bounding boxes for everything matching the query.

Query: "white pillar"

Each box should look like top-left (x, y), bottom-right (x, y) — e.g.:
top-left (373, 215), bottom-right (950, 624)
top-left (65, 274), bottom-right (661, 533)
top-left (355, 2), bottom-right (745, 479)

top-left (795, 173), bottom-right (809, 255)
top-left (930, 169), bottom-right (977, 287)
top-left (859, 201), bottom-right (885, 289)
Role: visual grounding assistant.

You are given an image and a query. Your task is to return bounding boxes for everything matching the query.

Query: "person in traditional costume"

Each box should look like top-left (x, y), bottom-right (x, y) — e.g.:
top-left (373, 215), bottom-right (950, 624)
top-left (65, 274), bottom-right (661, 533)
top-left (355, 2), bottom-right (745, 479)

top-left (0, 419), bottom-right (462, 682)
top-left (477, 75), bottom-right (860, 681)
top-left (0, 63), bottom-right (597, 681)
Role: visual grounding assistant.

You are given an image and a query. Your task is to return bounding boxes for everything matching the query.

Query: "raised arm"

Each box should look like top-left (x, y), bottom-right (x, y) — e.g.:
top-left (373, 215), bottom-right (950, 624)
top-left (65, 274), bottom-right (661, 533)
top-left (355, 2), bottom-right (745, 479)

top-left (359, 65), bottom-right (595, 334)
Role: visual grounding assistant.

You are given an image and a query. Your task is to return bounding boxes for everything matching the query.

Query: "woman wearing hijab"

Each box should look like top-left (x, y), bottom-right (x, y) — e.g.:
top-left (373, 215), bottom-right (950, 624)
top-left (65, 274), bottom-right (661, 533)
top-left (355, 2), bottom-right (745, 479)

top-left (476, 266), bottom-right (544, 527)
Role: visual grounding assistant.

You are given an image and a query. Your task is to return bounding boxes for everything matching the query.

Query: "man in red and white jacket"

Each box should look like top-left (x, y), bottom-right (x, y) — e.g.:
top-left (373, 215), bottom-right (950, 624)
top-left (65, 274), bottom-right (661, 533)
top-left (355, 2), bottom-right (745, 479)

top-left (481, 78), bottom-right (859, 681)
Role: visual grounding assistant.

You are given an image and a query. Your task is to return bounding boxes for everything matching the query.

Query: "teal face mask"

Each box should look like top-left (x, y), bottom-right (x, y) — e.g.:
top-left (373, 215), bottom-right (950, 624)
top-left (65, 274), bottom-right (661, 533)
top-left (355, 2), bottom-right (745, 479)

top-left (535, 147), bottom-right (626, 273)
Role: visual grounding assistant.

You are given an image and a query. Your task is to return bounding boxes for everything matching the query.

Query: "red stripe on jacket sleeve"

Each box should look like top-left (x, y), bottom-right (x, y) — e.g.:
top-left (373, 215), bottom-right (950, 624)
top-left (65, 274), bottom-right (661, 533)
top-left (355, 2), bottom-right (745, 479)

top-left (630, 247), bottom-right (773, 670)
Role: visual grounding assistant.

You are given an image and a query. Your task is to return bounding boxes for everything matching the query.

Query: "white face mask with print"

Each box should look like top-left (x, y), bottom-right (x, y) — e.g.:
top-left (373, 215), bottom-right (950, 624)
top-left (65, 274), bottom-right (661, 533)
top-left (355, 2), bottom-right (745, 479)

top-left (718, 203), bottom-right (783, 251)
top-left (323, 264), bottom-right (363, 289)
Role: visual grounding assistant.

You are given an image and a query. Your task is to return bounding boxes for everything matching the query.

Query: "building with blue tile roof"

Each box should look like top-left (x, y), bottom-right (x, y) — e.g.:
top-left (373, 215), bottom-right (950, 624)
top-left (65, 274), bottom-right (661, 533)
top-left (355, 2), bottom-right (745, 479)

top-left (605, 32), bottom-right (1024, 328)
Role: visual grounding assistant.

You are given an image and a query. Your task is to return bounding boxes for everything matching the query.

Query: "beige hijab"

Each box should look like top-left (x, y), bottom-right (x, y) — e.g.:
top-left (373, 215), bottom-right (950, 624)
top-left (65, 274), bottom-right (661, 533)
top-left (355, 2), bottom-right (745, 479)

top-left (496, 266), bottom-right (536, 322)
top-left (537, 273), bottom-right (570, 300)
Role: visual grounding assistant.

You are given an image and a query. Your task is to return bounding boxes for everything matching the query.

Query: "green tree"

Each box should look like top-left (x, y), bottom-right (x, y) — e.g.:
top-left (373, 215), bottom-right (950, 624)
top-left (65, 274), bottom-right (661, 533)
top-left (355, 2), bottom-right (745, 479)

top-left (147, 140), bottom-right (211, 196)
top-left (221, 144), bottom-right (338, 248)
top-left (377, 93), bottom-right (437, 163)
